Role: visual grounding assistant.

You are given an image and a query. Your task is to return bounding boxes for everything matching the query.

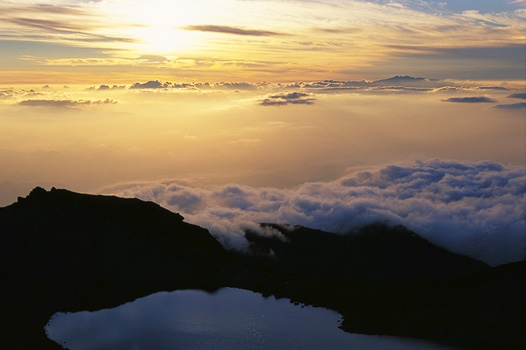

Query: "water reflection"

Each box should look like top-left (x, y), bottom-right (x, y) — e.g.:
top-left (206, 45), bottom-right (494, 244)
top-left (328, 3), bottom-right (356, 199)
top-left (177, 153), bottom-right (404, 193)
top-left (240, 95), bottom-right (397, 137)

top-left (46, 288), bottom-right (456, 350)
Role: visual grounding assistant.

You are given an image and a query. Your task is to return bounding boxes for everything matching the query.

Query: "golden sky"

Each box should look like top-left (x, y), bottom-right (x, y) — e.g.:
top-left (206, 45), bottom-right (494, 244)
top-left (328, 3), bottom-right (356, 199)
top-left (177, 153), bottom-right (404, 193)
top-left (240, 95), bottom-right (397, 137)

top-left (0, 0), bottom-right (525, 83)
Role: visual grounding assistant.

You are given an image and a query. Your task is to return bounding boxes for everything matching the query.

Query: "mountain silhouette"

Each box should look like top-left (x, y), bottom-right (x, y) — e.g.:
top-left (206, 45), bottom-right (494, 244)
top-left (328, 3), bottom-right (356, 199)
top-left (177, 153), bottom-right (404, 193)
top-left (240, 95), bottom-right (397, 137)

top-left (371, 75), bottom-right (442, 87)
top-left (245, 223), bottom-right (488, 283)
top-left (0, 187), bottom-right (227, 349)
top-left (1, 186), bottom-right (226, 283)
top-left (0, 187), bottom-right (524, 349)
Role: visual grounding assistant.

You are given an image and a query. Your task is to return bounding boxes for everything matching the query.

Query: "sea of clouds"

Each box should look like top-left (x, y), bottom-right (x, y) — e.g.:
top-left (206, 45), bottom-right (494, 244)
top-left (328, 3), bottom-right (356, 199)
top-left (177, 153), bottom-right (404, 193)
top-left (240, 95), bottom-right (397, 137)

top-left (108, 159), bottom-right (525, 266)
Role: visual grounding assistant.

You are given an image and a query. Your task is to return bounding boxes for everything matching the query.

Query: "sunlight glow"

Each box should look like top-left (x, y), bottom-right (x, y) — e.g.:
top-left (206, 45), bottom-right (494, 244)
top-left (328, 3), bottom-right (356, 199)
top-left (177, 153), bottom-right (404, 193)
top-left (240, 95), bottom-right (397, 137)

top-left (107, 0), bottom-right (215, 55)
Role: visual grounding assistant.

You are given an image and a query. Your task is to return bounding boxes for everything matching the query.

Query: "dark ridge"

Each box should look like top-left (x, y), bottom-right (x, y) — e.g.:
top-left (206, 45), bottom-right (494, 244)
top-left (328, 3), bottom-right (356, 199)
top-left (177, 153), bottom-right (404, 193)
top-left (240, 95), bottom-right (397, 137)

top-left (0, 187), bottom-right (228, 349)
top-left (245, 223), bottom-right (489, 283)
top-left (238, 224), bottom-right (525, 349)
top-left (2, 186), bottom-right (227, 283)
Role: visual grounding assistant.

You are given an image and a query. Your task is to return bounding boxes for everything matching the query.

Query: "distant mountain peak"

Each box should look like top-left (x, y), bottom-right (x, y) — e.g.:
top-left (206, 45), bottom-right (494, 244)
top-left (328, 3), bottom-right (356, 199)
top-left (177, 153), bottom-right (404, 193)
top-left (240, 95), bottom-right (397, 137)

top-left (388, 75), bottom-right (425, 80)
top-left (374, 75), bottom-right (431, 83)
top-left (370, 75), bottom-right (443, 87)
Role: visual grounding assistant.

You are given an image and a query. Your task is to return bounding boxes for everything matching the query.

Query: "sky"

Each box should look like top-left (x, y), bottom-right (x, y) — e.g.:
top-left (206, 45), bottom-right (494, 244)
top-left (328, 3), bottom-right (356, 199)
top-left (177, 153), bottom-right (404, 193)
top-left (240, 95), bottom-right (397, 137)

top-left (0, 0), bottom-right (525, 82)
top-left (0, 0), bottom-right (525, 265)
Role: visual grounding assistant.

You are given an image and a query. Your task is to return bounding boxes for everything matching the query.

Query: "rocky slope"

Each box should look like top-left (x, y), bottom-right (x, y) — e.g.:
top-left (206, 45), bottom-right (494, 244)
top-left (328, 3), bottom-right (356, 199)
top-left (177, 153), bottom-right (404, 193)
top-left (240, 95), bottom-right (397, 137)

top-left (0, 187), bottom-right (227, 349)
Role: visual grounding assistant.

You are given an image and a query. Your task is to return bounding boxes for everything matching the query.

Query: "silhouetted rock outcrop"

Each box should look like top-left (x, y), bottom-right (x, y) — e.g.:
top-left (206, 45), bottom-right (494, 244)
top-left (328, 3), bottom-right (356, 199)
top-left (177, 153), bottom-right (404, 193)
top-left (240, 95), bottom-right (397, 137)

top-left (2, 187), bottom-right (225, 283)
top-left (0, 187), bottom-right (227, 349)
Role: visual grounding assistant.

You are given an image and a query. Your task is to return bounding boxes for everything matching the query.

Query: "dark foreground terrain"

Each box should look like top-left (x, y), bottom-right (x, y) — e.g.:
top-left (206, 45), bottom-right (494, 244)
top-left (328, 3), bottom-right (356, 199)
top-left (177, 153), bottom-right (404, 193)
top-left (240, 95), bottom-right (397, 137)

top-left (1, 187), bottom-right (524, 349)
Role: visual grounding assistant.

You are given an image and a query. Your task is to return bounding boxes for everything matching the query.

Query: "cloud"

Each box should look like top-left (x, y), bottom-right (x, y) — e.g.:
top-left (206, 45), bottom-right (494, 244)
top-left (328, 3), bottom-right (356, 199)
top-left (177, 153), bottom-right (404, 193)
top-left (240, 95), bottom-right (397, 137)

top-left (508, 93), bottom-right (526, 100)
top-left (182, 25), bottom-right (283, 36)
top-left (106, 159), bottom-right (526, 266)
top-left (6, 17), bottom-right (83, 32)
top-left (18, 98), bottom-right (118, 107)
top-left (275, 76), bottom-right (465, 94)
top-left (0, 88), bottom-right (42, 102)
top-left (0, 4), bottom-right (89, 17)
top-left (4, 16), bottom-right (131, 43)
top-left (478, 86), bottom-right (510, 91)
top-left (130, 81), bottom-right (171, 89)
top-left (260, 92), bottom-right (315, 106)
top-left (0, 89), bottom-right (15, 100)
top-left (494, 102), bottom-right (526, 110)
top-left (137, 55), bottom-right (168, 63)
top-left (86, 84), bottom-right (126, 91)
top-left (95, 85), bottom-right (126, 91)
top-left (77, 76), bottom-right (514, 96)
top-left (213, 82), bottom-right (259, 90)
top-left (443, 97), bottom-right (497, 103)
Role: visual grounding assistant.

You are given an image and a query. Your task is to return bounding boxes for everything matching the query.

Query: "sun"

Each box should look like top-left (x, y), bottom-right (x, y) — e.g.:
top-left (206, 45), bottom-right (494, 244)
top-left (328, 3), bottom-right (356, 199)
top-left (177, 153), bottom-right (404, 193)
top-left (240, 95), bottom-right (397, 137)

top-left (136, 24), bottom-right (196, 55)
top-left (111, 0), bottom-right (213, 55)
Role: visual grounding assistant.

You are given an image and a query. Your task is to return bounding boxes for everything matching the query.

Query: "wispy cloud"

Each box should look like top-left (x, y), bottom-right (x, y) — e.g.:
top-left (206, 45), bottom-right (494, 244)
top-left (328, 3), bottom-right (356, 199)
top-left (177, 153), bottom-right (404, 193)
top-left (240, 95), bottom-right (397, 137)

top-left (0, 3), bottom-right (88, 17)
top-left (1, 0), bottom-right (524, 81)
top-left (18, 98), bottom-right (118, 108)
top-left (182, 25), bottom-right (283, 36)
top-left (0, 2), bottom-right (133, 47)
top-left (494, 102), bottom-right (526, 110)
top-left (4, 17), bottom-right (131, 43)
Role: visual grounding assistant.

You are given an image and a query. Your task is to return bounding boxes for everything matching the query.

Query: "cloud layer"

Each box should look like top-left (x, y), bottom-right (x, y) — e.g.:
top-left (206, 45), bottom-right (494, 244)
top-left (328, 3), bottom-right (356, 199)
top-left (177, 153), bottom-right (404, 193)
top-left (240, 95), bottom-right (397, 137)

top-left (107, 159), bottom-right (526, 266)
top-left (18, 98), bottom-right (118, 107)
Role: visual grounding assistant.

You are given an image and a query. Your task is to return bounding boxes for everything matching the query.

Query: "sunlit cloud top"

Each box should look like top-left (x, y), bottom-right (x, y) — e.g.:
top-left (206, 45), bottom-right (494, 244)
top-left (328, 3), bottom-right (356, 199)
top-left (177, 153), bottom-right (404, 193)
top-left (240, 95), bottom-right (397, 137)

top-left (0, 0), bottom-right (525, 82)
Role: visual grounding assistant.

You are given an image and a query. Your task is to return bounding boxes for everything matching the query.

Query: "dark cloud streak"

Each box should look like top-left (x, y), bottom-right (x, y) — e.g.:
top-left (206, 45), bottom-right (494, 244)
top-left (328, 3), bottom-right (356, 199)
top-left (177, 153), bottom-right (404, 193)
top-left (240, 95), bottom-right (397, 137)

top-left (443, 97), bottom-right (497, 103)
top-left (4, 17), bottom-right (133, 43)
top-left (494, 102), bottom-right (526, 110)
top-left (508, 93), bottom-right (526, 100)
top-left (260, 92), bottom-right (315, 106)
top-left (182, 25), bottom-right (283, 36)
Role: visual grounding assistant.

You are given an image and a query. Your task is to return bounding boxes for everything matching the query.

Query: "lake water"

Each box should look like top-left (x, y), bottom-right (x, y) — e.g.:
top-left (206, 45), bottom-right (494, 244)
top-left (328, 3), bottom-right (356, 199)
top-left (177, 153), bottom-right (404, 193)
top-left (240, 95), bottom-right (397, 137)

top-left (46, 288), bottom-right (457, 350)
